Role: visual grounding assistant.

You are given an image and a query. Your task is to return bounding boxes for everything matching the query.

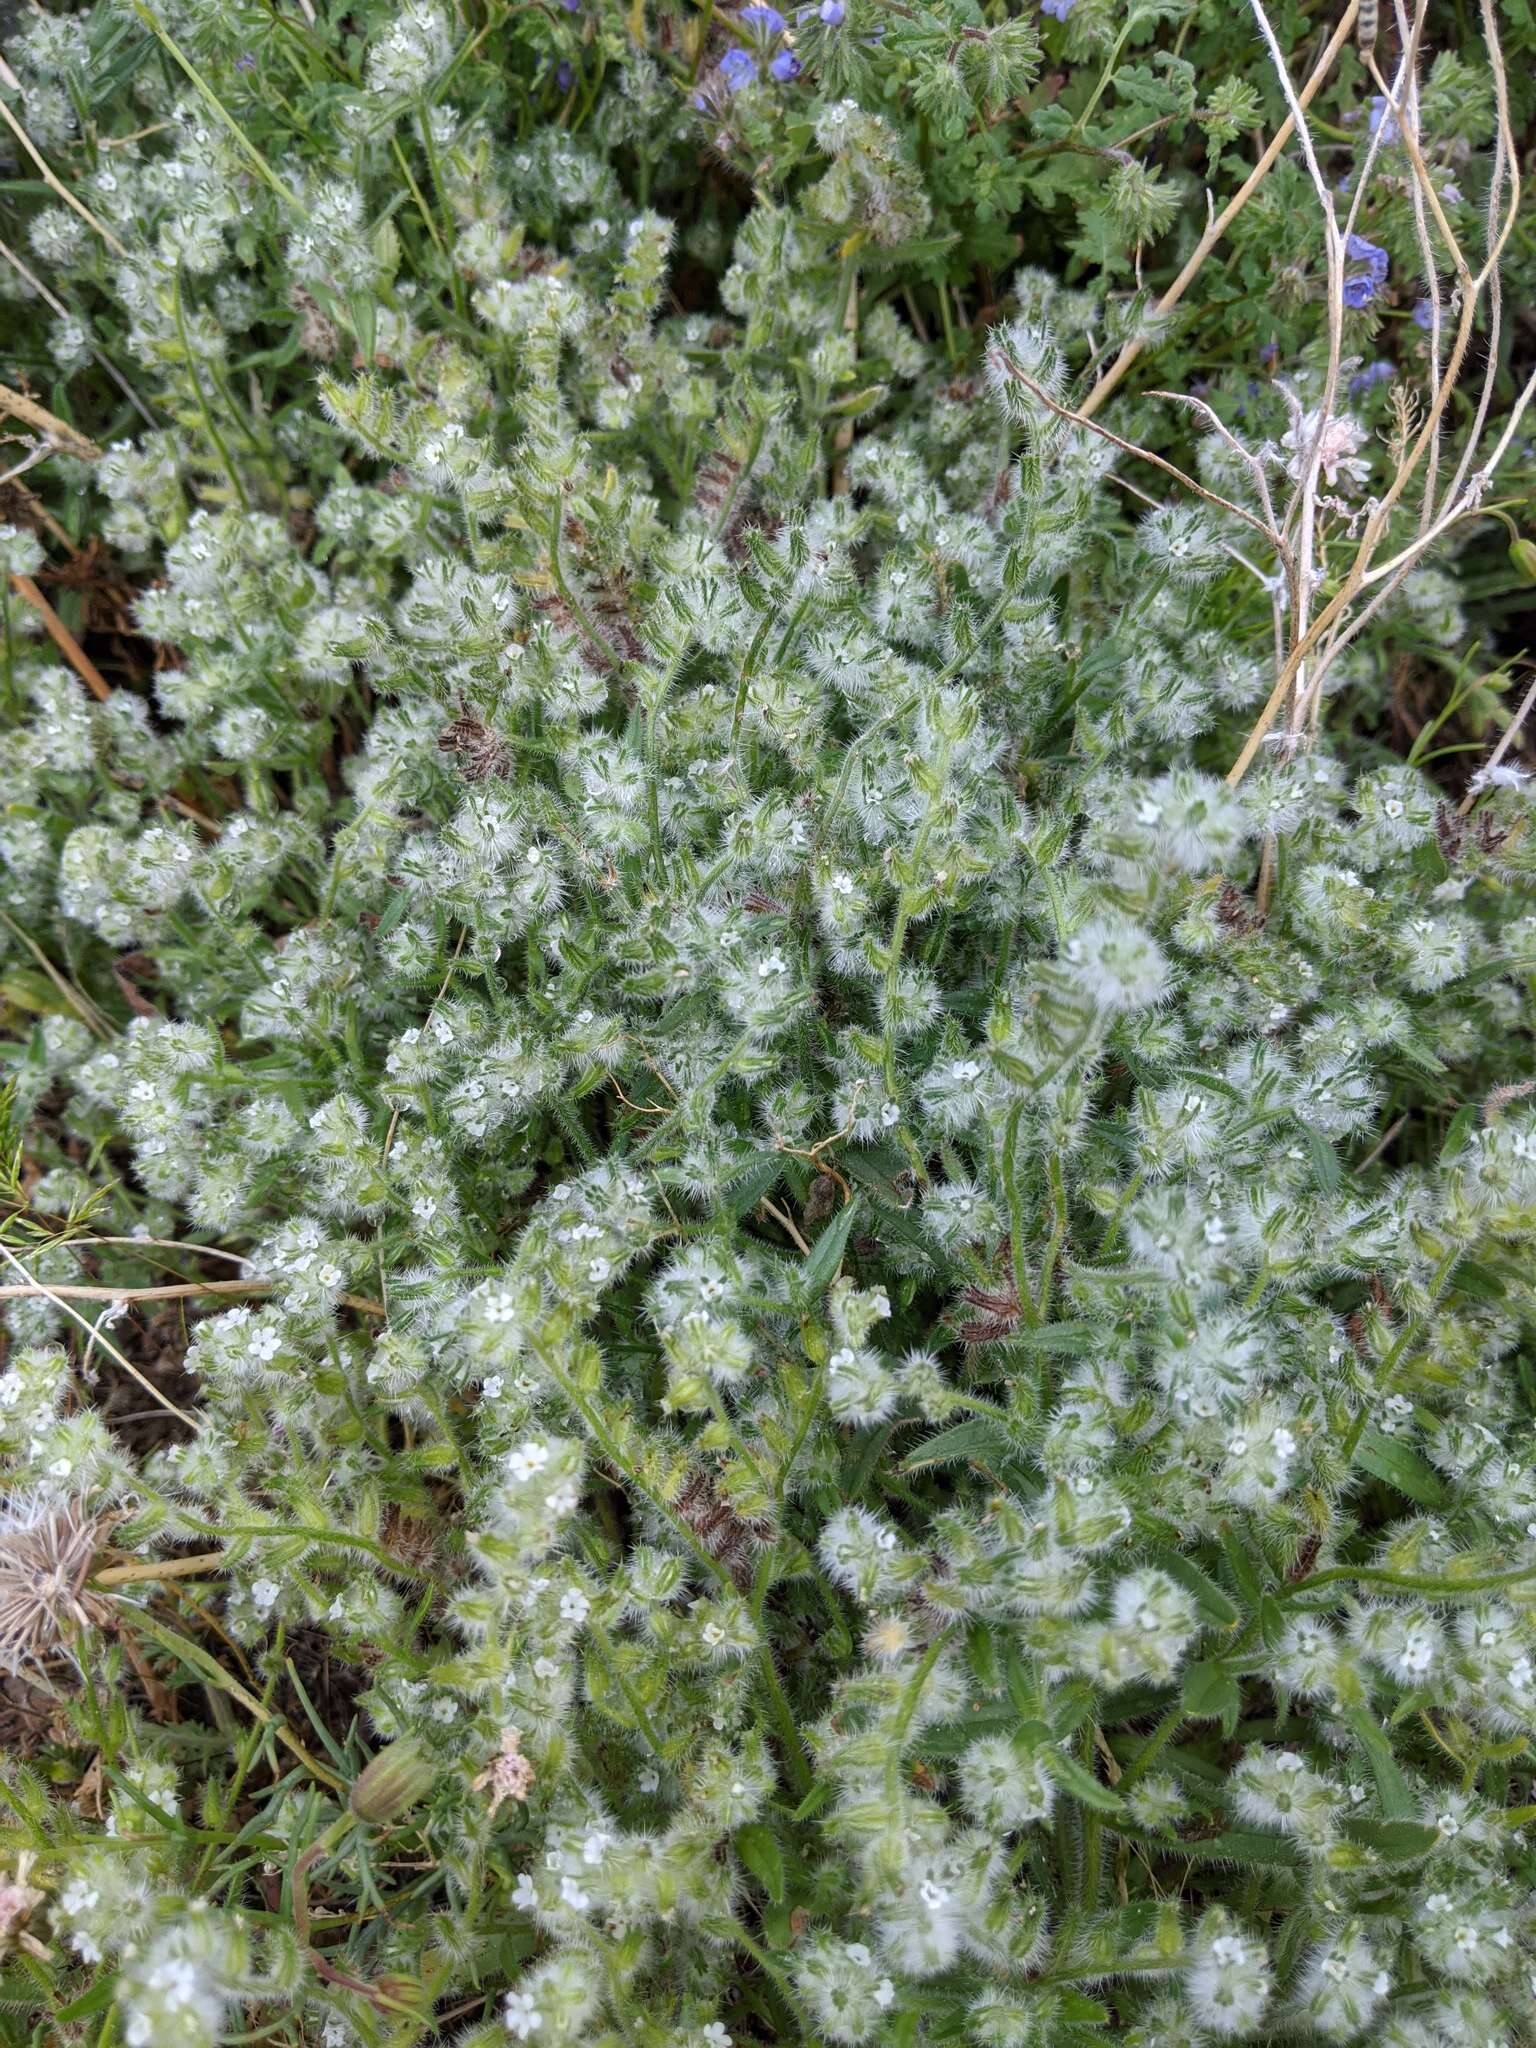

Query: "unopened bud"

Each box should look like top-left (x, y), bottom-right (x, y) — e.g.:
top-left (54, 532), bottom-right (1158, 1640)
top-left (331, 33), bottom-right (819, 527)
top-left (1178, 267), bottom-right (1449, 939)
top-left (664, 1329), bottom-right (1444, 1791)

top-left (1510, 537), bottom-right (1536, 585)
top-left (349, 1739), bottom-right (435, 1825)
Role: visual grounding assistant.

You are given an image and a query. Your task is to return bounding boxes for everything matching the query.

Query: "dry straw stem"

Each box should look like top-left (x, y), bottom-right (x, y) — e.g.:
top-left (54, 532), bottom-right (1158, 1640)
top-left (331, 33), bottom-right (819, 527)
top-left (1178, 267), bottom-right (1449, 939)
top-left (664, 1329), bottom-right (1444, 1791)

top-left (0, 1237), bottom-right (201, 1428)
top-left (0, 380), bottom-right (102, 461)
top-left (0, 1273), bottom-right (388, 1315)
top-left (0, 97), bottom-right (128, 259)
top-left (9, 573), bottom-right (113, 702)
top-left (91, 1550), bottom-right (228, 1587)
top-left (1078, 0), bottom-right (1361, 422)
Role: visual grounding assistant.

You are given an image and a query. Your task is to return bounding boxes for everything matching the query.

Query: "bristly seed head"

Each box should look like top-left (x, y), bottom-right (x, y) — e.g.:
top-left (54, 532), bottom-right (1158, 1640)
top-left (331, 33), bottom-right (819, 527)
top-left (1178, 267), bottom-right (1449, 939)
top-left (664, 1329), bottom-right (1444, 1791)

top-left (0, 1492), bottom-right (114, 1674)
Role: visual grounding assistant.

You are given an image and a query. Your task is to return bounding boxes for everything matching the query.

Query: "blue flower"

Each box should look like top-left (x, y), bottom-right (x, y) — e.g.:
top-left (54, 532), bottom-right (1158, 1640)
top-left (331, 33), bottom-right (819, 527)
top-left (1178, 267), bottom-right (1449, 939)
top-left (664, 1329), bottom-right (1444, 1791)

top-left (741, 3), bottom-right (788, 35)
top-left (1367, 95), bottom-right (1401, 144)
top-left (1342, 273), bottom-right (1378, 310)
top-left (1345, 234), bottom-right (1389, 285)
top-left (1349, 359), bottom-right (1394, 396)
top-left (1040, 0), bottom-right (1076, 16)
top-left (1412, 297), bottom-right (1435, 330)
top-left (819, 0), bottom-right (845, 20)
top-left (718, 47), bottom-right (758, 89)
top-left (770, 46), bottom-right (802, 78)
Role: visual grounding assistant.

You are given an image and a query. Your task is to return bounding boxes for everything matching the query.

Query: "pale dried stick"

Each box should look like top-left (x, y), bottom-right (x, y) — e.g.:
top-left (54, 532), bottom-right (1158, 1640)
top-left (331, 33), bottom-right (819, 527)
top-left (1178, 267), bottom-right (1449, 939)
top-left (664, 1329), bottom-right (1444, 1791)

top-left (0, 1274), bottom-right (388, 1322)
top-left (986, 357), bottom-right (1286, 556)
top-left (0, 97), bottom-right (128, 259)
top-left (0, 241), bottom-right (158, 428)
top-left (0, 1239), bottom-right (199, 1429)
top-left (1439, 0), bottom-right (1522, 508)
top-left (0, 378), bottom-right (102, 462)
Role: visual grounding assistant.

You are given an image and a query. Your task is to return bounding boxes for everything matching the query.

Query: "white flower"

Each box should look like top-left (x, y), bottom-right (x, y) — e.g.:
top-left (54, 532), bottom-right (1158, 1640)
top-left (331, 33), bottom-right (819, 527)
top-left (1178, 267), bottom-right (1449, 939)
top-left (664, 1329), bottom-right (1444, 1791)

top-left (508, 1441), bottom-right (551, 1482)
top-left (503, 1990), bottom-right (543, 2038)
top-left (559, 1587), bottom-right (590, 1624)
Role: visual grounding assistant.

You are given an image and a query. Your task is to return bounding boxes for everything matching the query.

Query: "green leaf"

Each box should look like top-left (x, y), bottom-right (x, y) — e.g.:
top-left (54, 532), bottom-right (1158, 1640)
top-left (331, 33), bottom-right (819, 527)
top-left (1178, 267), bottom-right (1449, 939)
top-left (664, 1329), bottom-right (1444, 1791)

top-left (1355, 1428), bottom-right (1448, 1507)
top-left (1344, 1707), bottom-right (1416, 1820)
top-left (1159, 1828), bottom-right (1304, 1870)
top-left (797, 1195), bottom-right (861, 1302)
top-left (1447, 1256), bottom-right (1506, 1303)
top-left (1042, 1747), bottom-right (1123, 1814)
top-left (900, 1417), bottom-right (1013, 1473)
top-left (791, 1782), bottom-right (831, 1822)
top-left (1015, 1321), bottom-right (1099, 1354)
top-left (722, 1152), bottom-right (787, 1218)
top-left (54, 1974), bottom-right (120, 2024)
top-left (1057, 1993), bottom-right (1112, 2024)
top-left (1341, 1816), bottom-right (1440, 1861)
top-left (1218, 1524), bottom-right (1267, 1608)
top-left (1181, 1660), bottom-right (1241, 1732)
top-left (1146, 1546), bottom-right (1242, 1626)
top-left (1298, 1121), bottom-right (1341, 1194)
top-left (735, 1822), bottom-right (786, 1901)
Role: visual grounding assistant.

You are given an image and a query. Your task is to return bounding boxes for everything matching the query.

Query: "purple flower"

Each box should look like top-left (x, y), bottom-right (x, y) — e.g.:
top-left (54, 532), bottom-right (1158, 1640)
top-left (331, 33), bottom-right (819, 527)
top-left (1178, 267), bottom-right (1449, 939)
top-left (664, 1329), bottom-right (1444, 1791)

top-left (1345, 234), bottom-right (1389, 285)
top-left (1368, 95), bottom-right (1402, 144)
top-left (234, 50), bottom-right (257, 71)
top-left (1040, 0), bottom-right (1076, 17)
top-left (1342, 273), bottom-right (1378, 310)
top-left (718, 46), bottom-right (758, 89)
top-left (1349, 359), bottom-right (1394, 396)
top-left (1258, 340), bottom-right (1278, 368)
top-left (820, 0), bottom-right (845, 19)
top-left (556, 59), bottom-right (573, 89)
top-left (770, 46), bottom-right (802, 78)
top-left (741, 2), bottom-right (788, 34)
top-left (1412, 297), bottom-right (1436, 330)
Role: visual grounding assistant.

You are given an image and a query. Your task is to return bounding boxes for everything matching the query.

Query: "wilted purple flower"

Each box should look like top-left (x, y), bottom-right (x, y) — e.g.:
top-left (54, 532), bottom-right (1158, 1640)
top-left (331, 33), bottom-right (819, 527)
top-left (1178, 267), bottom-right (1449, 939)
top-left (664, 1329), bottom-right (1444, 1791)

top-left (719, 47), bottom-right (758, 89)
top-left (770, 46), bottom-right (802, 78)
top-left (1041, 0), bottom-right (1076, 17)
top-left (741, 2), bottom-right (788, 34)
top-left (1346, 234), bottom-right (1389, 285)
top-left (820, 0), bottom-right (845, 19)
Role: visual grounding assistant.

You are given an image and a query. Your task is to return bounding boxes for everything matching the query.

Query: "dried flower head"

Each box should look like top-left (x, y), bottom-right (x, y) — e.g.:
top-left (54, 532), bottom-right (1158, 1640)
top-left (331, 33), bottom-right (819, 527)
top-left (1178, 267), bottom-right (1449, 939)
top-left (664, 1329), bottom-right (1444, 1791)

top-left (472, 1727), bottom-right (536, 1816)
top-left (0, 1852), bottom-right (49, 1962)
top-left (0, 1493), bottom-right (113, 1673)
